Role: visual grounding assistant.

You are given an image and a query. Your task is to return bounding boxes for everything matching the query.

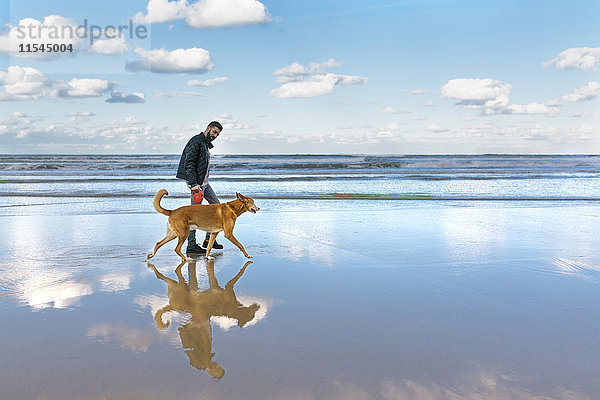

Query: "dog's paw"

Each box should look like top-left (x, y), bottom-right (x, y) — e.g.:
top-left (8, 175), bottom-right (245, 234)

top-left (147, 253), bottom-right (154, 259)
top-left (245, 254), bottom-right (253, 259)
top-left (206, 255), bottom-right (215, 260)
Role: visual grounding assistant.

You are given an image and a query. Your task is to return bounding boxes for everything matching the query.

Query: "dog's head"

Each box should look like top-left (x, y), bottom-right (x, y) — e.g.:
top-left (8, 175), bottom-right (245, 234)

top-left (236, 192), bottom-right (260, 214)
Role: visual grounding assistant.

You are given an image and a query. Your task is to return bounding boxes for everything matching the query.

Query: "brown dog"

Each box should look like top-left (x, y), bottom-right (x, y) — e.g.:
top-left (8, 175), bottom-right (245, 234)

top-left (147, 189), bottom-right (259, 261)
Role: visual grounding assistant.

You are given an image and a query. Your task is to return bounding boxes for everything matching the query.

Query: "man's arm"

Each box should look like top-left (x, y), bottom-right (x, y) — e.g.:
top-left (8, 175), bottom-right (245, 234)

top-left (184, 139), bottom-right (201, 188)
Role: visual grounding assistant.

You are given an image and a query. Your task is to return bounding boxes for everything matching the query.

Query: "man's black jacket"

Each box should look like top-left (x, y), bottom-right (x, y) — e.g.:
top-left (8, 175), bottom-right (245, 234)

top-left (176, 132), bottom-right (214, 187)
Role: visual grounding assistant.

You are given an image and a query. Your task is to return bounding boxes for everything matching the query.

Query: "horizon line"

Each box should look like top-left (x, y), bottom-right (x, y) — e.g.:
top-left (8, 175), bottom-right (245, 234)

top-left (0, 153), bottom-right (599, 157)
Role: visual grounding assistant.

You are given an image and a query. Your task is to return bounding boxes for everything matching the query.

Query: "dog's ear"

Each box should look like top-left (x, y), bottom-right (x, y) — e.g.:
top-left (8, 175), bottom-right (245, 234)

top-left (236, 192), bottom-right (242, 199)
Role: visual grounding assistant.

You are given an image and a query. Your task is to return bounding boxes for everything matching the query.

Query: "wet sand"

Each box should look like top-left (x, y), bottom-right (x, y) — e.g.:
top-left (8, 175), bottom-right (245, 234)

top-left (1, 199), bottom-right (599, 399)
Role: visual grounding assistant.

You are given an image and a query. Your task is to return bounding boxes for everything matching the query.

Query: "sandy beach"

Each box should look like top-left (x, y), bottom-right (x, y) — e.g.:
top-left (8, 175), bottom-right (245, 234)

top-left (1, 197), bottom-right (599, 399)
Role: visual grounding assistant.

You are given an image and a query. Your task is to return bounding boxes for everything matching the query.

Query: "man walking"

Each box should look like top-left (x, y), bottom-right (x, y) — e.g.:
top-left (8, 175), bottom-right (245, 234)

top-left (176, 121), bottom-right (224, 255)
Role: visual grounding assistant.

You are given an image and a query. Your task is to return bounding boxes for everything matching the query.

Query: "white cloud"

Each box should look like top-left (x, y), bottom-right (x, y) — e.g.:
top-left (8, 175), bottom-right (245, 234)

top-left (0, 65), bottom-right (128, 102)
top-left (375, 122), bottom-right (401, 138)
top-left (461, 120), bottom-right (598, 144)
top-left (125, 116), bottom-right (141, 124)
top-left (337, 74), bottom-right (369, 85)
top-left (186, 76), bottom-right (228, 87)
top-left (271, 73), bottom-right (368, 98)
top-left (543, 47), bottom-right (600, 70)
top-left (88, 35), bottom-right (130, 55)
top-left (0, 113), bottom-right (188, 151)
top-left (308, 58), bottom-right (345, 73)
top-left (271, 60), bottom-right (367, 98)
top-left (286, 123), bottom-right (404, 145)
top-left (507, 102), bottom-right (558, 115)
top-left (0, 112), bottom-right (42, 137)
top-left (91, 117), bottom-right (168, 144)
top-left (0, 66), bottom-right (51, 100)
top-left (154, 91), bottom-right (204, 98)
top-left (126, 47), bottom-right (214, 73)
top-left (427, 123), bottom-right (449, 133)
top-left (65, 110), bottom-right (96, 124)
top-left (133, 0), bottom-right (271, 28)
top-left (441, 78), bottom-right (561, 116)
top-left (66, 110), bottom-right (95, 117)
top-left (274, 62), bottom-right (310, 83)
top-left (106, 91), bottom-right (146, 103)
top-left (424, 100), bottom-right (435, 107)
top-left (444, 79), bottom-right (599, 117)
top-left (378, 107), bottom-right (411, 114)
top-left (411, 89), bottom-right (427, 95)
top-left (264, 122), bottom-right (404, 147)
top-left (186, 0), bottom-right (271, 28)
top-left (522, 81), bottom-right (600, 113)
top-left (559, 81), bottom-right (600, 103)
top-left (274, 59), bottom-right (345, 83)
top-left (214, 113), bottom-right (250, 130)
top-left (0, 15), bottom-right (83, 60)
top-left (441, 78), bottom-right (512, 113)
top-left (53, 78), bottom-right (111, 98)
top-left (133, 0), bottom-right (188, 24)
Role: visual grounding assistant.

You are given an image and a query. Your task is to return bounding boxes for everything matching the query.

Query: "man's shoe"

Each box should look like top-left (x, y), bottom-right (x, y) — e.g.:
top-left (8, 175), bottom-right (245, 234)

top-left (186, 243), bottom-right (207, 254)
top-left (203, 240), bottom-right (224, 249)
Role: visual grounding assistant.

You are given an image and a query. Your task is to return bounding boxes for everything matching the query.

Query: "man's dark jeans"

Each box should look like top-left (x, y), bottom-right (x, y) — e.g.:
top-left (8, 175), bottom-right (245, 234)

top-left (187, 184), bottom-right (220, 246)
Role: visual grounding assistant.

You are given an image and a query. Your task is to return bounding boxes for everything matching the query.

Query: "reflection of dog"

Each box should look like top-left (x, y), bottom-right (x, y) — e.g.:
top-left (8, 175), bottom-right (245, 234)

top-left (147, 189), bottom-right (260, 261)
top-left (149, 259), bottom-right (259, 379)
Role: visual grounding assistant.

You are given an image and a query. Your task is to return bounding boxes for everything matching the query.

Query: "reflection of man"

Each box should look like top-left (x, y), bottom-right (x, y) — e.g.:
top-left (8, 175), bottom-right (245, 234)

top-left (180, 319), bottom-right (224, 379)
top-left (149, 259), bottom-right (259, 379)
top-left (176, 121), bottom-right (224, 255)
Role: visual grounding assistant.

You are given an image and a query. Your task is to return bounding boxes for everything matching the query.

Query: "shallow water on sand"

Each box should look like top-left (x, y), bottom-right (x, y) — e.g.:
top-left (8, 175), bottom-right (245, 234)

top-left (1, 199), bottom-right (600, 399)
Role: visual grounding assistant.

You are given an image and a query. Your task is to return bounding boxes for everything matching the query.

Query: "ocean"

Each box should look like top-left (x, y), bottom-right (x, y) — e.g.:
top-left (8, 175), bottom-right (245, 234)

top-left (1, 154), bottom-right (599, 205)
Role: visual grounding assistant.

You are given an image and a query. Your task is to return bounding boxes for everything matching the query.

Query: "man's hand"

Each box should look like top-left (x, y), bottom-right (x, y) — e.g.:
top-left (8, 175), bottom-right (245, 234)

top-left (191, 185), bottom-right (200, 191)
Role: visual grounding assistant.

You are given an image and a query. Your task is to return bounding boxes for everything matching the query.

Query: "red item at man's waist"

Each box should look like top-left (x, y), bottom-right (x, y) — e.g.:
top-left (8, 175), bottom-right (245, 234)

top-left (192, 188), bottom-right (203, 204)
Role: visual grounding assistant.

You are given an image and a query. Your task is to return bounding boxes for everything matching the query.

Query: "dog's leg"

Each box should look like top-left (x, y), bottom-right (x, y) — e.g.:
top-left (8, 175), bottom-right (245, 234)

top-left (175, 260), bottom-right (188, 284)
top-left (148, 229), bottom-right (177, 259)
top-left (223, 224), bottom-right (252, 258)
top-left (149, 261), bottom-right (178, 286)
top-left (225, 260), bottom-right (252, 290)
top-left (226, 234), bottom-right (252, 258)
top-left (174, 235), bottom-right (187, 262)
top-left (205, 232), bottom-right (218, 259)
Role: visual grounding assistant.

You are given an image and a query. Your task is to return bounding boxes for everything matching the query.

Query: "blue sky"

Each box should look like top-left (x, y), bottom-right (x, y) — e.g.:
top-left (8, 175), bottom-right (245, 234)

top-left (1, 0), bottom-right (599, 154)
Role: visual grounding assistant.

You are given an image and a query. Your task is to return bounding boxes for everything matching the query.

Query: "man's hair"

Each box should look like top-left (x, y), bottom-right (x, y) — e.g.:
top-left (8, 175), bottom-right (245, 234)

top-left (207, 121), bottom-right (223, 131)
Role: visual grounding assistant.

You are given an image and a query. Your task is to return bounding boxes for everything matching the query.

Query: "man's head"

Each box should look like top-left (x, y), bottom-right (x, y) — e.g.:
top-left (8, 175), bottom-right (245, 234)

top-left (205, 121), bottom-right (223, 142)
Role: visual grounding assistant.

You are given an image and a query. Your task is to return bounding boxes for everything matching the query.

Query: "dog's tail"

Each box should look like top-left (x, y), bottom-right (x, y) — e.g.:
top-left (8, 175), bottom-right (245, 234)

top-left (154, 305), bottom-right (172, 329)
top-left (153, 189), bottom-right (172, 216)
